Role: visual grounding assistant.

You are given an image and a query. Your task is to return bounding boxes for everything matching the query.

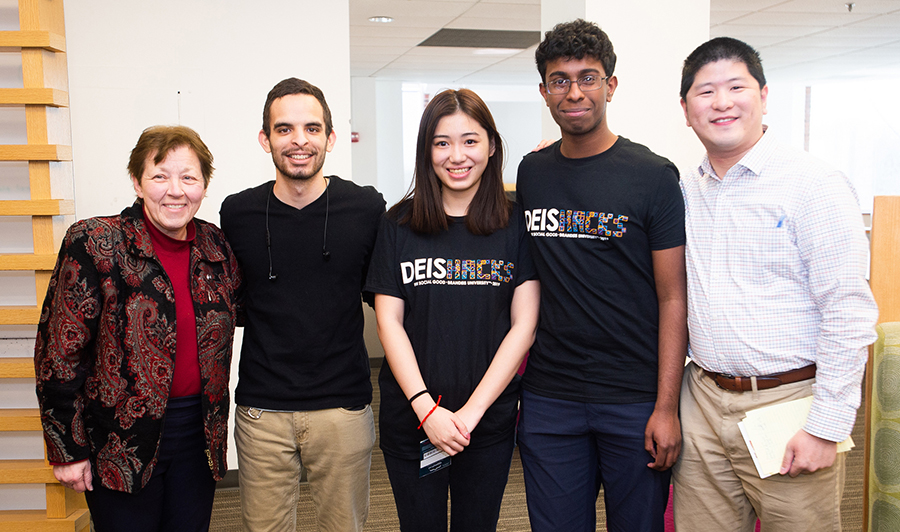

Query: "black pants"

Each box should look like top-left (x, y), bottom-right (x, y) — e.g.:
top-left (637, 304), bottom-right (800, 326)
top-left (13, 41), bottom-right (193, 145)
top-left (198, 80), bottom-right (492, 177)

top-left (85, 395), bottom-right (217, 532)
top-left (383, 430), bottom-right (515, 532)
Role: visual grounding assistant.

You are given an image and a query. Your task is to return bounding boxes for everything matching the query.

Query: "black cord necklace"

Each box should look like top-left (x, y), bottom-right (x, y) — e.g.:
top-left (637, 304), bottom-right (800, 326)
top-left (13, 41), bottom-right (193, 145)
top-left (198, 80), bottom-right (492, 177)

top-left (265, 178), bottom-right (330, 282)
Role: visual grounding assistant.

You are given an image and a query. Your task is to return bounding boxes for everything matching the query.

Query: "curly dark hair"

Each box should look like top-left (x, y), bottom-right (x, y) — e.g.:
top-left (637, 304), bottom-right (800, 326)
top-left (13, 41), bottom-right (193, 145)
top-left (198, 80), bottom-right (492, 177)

top-left (535, 19), bottom-right (616, 82)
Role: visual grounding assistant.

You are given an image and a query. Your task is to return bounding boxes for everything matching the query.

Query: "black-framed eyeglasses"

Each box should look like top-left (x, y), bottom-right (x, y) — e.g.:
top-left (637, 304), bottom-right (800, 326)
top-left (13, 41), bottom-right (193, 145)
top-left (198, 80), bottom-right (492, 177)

top-left (545, 75), bottom-right (609, 95)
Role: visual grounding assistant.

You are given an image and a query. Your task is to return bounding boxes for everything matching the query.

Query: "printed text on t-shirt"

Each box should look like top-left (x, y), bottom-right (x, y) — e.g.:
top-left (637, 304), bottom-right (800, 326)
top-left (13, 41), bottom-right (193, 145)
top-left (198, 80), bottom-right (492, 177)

top-left (401, 258), bottom-right (515, 287)
top-left (525, 208), bottom-right (628, 240)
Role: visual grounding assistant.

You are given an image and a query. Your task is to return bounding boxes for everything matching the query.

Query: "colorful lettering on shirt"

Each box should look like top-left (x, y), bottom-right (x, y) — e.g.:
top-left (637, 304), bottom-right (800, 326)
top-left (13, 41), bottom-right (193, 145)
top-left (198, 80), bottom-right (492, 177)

top-left (524, 207), bottom-right (629, 240)
top-left (400, 257), bottom-right (515, 286)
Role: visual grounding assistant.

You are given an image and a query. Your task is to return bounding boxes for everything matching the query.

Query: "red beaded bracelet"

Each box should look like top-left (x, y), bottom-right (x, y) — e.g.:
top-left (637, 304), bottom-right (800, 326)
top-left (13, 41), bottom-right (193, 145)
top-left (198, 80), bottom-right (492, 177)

top-left (417, 395), bottom-right (441, 430)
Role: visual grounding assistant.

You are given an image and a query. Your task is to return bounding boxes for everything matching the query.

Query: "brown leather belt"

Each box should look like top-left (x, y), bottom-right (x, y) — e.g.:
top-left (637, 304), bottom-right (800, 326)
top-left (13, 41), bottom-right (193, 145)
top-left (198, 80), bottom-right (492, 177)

top-left (703, 364), bottom-right (816, 392)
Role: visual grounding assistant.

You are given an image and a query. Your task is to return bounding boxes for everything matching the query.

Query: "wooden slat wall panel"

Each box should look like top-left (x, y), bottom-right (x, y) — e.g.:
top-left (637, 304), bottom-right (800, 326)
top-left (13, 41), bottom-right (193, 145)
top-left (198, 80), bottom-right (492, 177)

top-left (0, 408), bottom-right (42, 431)
top-left (0, 357), bottom-right (35, 378)
top-left (0, 1), bottom-right (85, 529)
top-left (0, 253), bottom-right (57, 270)
top-left (870, 196), bottom-right (900, 323)
top-left (0, 307), bottom-right (42, 325)
top-left (0, 200), bottom-right (74, 215)
top-left (0, 30), bottom-right (65, 51)
top-left (0, 88), bottom-right (67, 106)
top-left (0, 145), bottom-right (72, 161)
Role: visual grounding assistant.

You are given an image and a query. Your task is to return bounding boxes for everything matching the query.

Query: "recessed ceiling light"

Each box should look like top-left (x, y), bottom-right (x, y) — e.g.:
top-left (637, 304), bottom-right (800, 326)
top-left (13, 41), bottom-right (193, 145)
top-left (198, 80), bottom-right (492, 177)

top-left (368, 16), bottom-right (393, 23)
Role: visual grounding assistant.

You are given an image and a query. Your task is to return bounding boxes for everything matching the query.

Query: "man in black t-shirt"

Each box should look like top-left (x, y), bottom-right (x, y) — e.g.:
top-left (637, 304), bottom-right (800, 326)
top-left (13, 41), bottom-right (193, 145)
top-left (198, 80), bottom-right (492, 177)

top-left (515, 20), bottom-right (687, 532)
top-left (220, 78), bottom-right (384, 532)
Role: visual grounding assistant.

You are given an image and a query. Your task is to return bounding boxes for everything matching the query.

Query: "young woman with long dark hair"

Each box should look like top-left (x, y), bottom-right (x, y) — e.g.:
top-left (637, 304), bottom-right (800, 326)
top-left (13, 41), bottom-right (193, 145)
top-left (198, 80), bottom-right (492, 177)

top-left (365, 89), bottom-right (540, 531)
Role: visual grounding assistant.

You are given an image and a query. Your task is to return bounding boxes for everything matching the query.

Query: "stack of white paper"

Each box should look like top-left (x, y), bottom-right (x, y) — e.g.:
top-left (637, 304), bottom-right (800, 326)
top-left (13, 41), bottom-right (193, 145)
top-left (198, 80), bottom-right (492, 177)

top-left (737, 395), bottom-right (854, 478)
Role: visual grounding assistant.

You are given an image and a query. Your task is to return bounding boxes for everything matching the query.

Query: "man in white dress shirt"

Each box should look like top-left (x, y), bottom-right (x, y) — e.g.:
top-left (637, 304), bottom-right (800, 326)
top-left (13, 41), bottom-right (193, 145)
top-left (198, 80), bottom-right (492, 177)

top-left (673, 36), bottom-right (878, 532)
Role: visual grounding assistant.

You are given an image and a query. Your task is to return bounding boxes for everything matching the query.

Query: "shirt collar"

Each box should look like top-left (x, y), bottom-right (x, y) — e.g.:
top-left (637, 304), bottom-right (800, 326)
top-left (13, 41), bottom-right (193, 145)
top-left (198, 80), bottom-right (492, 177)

top-left (732, 125), bottom-right (775, 177)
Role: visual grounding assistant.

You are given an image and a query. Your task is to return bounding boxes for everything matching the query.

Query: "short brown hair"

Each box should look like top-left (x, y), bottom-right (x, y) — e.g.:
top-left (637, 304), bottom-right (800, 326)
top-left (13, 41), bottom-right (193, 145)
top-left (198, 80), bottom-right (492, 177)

top-left (390, 88), bottom-right (509, 236)
top-left (261, 78), bottom-right (333, 138)
top-left (127, 125), bottom-right (214, 187)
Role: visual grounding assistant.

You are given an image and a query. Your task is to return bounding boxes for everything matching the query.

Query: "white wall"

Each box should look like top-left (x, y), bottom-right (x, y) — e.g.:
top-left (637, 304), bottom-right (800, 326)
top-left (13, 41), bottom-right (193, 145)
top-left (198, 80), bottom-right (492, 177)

top-left (482, 101), bottom-right (543, 184)
top-left (808, 79), bottom-right (900, 214)
top-left (65, 0), bottom-right (353, 226)
top-left (351, 78), bottom-right (378, 189)
top-left (351, 77), bottom-right (410, 207)
top-left (762, 83), bottom-right (807, 151)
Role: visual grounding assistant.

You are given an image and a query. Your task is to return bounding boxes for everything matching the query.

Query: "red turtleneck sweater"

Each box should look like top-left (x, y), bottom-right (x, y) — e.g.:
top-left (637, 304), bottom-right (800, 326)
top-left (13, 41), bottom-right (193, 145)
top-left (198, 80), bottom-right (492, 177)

top-left (144, 213), bottom-right (201, 398)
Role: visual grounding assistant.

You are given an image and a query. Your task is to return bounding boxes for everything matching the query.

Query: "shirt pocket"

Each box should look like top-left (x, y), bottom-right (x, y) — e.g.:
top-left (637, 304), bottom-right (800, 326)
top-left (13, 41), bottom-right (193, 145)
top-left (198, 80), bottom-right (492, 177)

top-left (726, 205), bottom-right (801, 285)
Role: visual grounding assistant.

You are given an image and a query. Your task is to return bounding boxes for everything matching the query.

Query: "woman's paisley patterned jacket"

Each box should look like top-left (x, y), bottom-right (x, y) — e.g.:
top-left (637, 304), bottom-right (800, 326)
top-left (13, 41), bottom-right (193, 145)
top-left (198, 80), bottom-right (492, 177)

top-left (34, 201), bottom-right (241, 493)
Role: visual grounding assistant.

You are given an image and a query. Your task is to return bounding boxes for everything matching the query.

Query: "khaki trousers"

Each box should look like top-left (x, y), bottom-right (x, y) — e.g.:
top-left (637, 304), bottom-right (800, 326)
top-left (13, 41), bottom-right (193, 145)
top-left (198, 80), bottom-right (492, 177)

top-left (235, 405), bottom-right (376, 532)
top-left (673, 362), bottom-right (845, 532)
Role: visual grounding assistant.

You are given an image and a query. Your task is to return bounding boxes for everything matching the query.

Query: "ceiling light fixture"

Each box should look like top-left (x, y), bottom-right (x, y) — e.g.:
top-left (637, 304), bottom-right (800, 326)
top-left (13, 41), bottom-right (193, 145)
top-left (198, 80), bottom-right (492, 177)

top-left (368, 16), bottom-right (393, 23)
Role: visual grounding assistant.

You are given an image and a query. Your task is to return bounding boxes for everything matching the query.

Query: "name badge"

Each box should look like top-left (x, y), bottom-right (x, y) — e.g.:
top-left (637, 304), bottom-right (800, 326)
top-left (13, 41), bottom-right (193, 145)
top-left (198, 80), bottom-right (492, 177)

top-left (419, 439), bottom-right (451, 478)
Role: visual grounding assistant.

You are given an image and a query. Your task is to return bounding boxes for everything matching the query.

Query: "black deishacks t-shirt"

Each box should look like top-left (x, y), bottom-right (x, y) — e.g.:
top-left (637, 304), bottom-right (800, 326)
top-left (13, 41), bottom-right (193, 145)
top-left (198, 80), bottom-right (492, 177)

top-left (516, 137), bottom-right (684, 404)
top-left (365, 205), bottom-right (536, 459)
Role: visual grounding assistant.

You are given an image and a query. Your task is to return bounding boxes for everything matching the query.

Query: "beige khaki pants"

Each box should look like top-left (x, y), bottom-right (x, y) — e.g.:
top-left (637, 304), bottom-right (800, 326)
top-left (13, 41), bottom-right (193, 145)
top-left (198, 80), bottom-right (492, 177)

top-left (235, 405), bottom-right (376, 532)
top-left (673, 362), bottom-right (845, 532)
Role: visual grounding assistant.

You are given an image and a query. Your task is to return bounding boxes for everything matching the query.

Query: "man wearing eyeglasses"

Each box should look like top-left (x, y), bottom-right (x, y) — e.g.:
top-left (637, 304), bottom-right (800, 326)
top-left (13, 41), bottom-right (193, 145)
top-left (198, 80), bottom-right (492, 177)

top-left (515, 19), bottom-right (687, 532)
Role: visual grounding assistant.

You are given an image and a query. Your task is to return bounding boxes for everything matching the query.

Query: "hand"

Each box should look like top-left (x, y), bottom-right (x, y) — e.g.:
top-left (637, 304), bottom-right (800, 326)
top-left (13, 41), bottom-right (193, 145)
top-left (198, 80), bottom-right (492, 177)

top-left (422, 407), bottom-right (470, 456)
top-left (644, 409), bottom-right (681, 471)
top-left (53, 460), bottom-right (93, 493)
top-left (780, 429), bottom-right (837, 477)
top-left (532, 139), bottom-right (556, 152)
top-left (454, 404), bottom-right (484, 437)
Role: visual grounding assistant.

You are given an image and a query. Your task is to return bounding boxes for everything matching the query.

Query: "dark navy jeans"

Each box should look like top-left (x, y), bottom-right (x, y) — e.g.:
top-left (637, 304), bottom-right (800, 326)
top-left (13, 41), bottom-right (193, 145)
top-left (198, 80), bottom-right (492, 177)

top-left (85, 395), bottom-right (216, 532)
top-left (517, 390), bottom-right (670, 532)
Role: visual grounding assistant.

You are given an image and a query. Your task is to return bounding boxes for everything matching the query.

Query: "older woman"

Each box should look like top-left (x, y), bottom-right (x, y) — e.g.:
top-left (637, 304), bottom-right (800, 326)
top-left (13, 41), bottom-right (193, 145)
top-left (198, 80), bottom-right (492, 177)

top-left (34, 125), bottom-right (240, 532)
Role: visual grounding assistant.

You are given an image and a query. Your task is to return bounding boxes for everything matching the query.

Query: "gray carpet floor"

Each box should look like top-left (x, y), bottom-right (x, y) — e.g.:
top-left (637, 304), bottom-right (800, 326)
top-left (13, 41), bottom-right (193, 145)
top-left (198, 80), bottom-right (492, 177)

top-left (209, 362), bottom-right (864, 531)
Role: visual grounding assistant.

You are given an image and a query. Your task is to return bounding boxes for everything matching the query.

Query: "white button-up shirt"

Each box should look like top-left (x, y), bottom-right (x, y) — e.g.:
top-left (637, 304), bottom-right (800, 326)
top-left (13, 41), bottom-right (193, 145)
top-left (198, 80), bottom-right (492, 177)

top-left (682, 130), bottom-right (878, 441)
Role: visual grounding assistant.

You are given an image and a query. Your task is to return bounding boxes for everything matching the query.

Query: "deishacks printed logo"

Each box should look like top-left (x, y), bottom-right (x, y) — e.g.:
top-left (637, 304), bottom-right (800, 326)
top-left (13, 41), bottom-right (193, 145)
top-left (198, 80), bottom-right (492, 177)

top-left (525, 207), bottom-right (628, 241)
top-left (400, 257), bottom-right (515, 287)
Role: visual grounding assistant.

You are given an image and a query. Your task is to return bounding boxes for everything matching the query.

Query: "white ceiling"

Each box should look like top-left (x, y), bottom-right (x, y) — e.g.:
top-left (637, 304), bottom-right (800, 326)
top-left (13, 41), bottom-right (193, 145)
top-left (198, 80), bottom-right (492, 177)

top-left (349, 0), bottom-right (900, 85)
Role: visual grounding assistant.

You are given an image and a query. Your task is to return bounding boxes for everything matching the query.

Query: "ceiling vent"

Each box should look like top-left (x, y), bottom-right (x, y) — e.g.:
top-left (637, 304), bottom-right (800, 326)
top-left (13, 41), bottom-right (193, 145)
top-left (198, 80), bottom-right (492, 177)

top-left (418, 29), bottom-right (540, 49)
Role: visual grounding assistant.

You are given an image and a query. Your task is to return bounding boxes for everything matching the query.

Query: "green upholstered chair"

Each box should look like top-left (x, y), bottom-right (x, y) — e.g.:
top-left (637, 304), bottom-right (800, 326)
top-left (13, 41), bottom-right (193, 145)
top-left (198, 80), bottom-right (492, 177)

top-left (869, 322), bottom-right (900, 530)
